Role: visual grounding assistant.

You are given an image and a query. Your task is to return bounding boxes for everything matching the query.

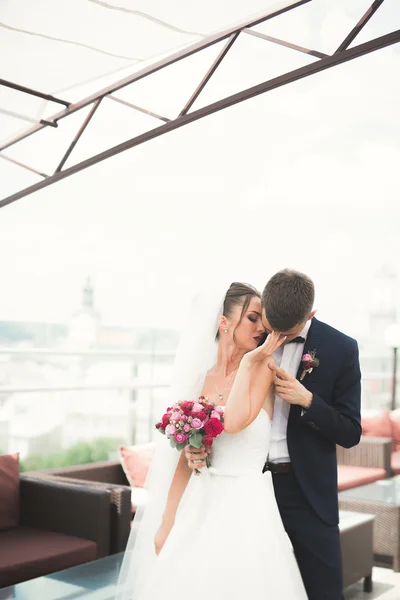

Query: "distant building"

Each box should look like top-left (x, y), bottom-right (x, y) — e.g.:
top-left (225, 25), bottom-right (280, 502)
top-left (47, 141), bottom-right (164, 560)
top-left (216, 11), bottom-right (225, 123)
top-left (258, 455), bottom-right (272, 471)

top-left (67, 277), bottom-right (101, 349)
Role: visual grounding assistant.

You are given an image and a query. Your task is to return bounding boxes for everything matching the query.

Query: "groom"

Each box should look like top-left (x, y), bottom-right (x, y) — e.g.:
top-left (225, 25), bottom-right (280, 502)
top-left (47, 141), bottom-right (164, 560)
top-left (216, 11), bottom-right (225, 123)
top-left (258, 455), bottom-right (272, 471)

top-left (187, 269), bottom-right (361, 600)
top-left (260, 269), bottom-right (361, 600)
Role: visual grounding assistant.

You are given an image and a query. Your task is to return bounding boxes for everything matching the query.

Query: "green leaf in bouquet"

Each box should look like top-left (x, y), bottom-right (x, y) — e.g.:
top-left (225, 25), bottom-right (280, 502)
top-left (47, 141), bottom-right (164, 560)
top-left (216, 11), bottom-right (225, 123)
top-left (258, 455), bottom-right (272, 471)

top-left (176, 443), bottom-right (187, 451)
top-left (169, 438), bottom-right (177, 449)
top-left (189, 432), bottom-right (203, 448)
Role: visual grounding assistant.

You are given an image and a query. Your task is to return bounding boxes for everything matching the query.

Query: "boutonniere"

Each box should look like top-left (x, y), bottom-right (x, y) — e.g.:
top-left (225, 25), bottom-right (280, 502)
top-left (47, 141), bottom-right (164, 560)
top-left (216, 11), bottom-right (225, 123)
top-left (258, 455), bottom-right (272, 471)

top-left (300, 350), bottom-right (320, 381)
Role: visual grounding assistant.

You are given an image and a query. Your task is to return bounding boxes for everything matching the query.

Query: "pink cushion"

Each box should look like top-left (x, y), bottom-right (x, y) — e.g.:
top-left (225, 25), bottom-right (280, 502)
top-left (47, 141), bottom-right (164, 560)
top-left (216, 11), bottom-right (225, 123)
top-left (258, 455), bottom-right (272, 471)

top-left (391, 451), bottom-right (400, 475)
top-left (119, 443), bottom-right (155, 488)
top-left (361, 408), bottom-right (392, 439)
top-left (337, 465), bottom-right (386, 491)
top-left (390, 411), bottom-right (400, 452)
top-left (0, 453), bottom-right (20, 532)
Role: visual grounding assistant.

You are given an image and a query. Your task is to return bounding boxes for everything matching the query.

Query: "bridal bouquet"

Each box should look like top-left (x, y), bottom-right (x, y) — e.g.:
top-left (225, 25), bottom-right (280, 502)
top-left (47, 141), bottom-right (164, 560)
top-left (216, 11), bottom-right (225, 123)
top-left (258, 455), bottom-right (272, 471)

top-left (155, 397), bottom-right (224, 471)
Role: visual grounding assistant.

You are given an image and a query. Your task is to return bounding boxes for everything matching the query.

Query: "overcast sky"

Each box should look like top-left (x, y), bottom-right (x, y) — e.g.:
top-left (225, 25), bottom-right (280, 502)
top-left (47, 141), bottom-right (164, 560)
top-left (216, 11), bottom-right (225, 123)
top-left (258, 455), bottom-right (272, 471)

top-left (0, 0), bottom-right (399, 338)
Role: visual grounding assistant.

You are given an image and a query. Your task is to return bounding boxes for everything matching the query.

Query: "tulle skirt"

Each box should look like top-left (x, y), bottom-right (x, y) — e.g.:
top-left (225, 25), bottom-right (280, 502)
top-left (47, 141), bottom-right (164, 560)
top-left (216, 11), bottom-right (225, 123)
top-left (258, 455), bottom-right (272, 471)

top-left (138, 470), bottom-right (308, 600)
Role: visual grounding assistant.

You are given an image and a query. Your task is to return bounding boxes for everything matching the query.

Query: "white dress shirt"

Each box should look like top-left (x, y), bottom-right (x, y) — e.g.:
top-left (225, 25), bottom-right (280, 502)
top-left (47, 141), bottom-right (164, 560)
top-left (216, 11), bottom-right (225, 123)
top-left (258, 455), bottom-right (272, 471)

top-left (268, 320), bottom-right (312, 464)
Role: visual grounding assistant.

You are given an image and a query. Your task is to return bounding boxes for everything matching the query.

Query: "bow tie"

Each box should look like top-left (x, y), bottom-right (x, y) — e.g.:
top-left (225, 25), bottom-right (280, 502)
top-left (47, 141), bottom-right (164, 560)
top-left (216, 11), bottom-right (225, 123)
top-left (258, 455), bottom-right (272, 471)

top-left (287, 336), bottom-right (305, 344)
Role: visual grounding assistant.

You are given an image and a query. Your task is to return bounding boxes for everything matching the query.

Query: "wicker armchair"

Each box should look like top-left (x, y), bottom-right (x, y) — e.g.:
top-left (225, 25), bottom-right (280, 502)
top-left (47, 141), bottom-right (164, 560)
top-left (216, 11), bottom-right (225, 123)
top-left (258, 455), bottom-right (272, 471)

top-left (0, 476), bottom-right (111, 588)
top-left (337, 436), bottom-right (392, 476)
top-left (25, 462), bottom-right (131, 554)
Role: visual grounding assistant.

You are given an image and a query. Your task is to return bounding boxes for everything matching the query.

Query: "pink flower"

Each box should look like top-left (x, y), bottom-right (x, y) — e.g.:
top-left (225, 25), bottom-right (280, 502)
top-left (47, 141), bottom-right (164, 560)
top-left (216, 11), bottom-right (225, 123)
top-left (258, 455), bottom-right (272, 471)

top-left (302, 353), bottom-right (312, 363)
top-left (165, 424), bottom-right (176, 436)
top-left (183, 423), bottom-right (191, 433)
top-left (191, 418), bottom-right (203, 429)
top-left (214, 406), bottom-right (224, 415)
top-left (170, 411), bottom-right (182, 422)
top-left (211, 411), bottom-right (221, 420)
top-left (192, 402), bottom-right (204, 413)
top-left (174, 433), bottom-right (188, 444)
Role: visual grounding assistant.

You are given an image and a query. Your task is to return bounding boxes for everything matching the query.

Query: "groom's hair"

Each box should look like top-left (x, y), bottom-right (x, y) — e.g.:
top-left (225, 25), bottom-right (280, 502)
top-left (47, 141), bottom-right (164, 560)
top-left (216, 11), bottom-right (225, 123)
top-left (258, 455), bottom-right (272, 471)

top-left (261, 269), bottom-right (314, 331)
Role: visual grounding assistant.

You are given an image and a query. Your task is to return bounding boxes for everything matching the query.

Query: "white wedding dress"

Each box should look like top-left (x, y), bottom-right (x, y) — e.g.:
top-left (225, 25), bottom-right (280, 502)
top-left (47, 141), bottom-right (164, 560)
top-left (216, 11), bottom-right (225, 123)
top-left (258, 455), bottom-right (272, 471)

top-left (138, 408), bottom-right (308, 600)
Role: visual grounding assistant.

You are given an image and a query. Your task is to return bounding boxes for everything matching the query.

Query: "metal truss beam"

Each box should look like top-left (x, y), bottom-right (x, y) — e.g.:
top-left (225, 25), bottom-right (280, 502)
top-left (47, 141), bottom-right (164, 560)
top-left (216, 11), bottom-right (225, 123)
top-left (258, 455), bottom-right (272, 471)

top-left (107, 96), bottom-right (170, 123)
top-left (55, 99), bottom-right (102, 173)
top-left (0, 78), bottom-right (70, 107)
top-left (1, 26), bottom-right (399, 209)
top-left (0, 0), bottom-right (310, 153)
top-left (0, 0), bottom-right (398, 209)
top-left (0, 152), bottom-right (49, 178)
top-left (243, 29), bottom-right (328, 59)
top-left (179, 32), bottom-right (240, 116)
top-left (335, 0), bottom-right (385, 53)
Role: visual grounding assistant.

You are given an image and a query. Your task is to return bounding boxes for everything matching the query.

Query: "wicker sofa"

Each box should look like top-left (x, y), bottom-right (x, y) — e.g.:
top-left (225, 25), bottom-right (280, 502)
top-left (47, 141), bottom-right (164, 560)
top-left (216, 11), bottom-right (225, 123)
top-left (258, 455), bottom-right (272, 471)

top-left (24, 463), bottom-right (132, 554)
top-left (361, 408), bottom-right (400, 476)
top-left (337, 436), bottom-right (392, 491)
top-left (0, 475), bottom-right (111, 588)
top-left (30, 436), bottom-right (394, 522)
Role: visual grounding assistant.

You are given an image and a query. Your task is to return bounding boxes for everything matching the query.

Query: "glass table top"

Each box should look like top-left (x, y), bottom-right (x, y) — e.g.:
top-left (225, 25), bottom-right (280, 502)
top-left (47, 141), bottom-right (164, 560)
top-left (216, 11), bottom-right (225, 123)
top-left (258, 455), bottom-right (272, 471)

top-left (339, 475), bottom-right (400, 505)
top-left (0, 552), bottom-right (124, 600)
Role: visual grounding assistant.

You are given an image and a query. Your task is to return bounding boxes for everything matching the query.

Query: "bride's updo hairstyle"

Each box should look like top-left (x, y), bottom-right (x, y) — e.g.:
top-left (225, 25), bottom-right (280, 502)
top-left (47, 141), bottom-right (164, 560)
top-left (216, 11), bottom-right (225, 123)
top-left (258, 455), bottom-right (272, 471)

top-left (216, 282), bottom-right (260, 342)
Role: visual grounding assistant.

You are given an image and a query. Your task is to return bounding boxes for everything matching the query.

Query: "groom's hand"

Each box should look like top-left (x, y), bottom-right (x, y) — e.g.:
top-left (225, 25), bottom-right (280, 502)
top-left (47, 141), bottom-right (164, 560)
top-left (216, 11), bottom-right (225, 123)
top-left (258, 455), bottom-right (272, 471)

top-left (268, 364), bottom-right (313, 409)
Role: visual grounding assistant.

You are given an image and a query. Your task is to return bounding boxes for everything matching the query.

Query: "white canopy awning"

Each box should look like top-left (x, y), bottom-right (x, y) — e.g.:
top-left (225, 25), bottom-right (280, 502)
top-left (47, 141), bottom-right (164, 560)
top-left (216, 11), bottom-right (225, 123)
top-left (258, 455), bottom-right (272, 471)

top-left (0, 0), bottom-right (306, 145)
top-left (0, 0), bottom-right (399, 207)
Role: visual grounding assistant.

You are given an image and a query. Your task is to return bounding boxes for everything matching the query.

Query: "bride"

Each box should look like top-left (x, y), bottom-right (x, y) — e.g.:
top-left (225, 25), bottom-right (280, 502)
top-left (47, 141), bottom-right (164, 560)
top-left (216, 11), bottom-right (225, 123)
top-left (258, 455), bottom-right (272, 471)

top-left (115, 282), bottom-right (308, 600)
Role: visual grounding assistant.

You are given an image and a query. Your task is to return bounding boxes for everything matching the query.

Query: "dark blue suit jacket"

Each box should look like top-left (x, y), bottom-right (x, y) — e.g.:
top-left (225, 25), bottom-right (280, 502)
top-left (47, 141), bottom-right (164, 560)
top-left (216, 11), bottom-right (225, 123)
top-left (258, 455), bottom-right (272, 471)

top-left (286, 317), bottom-right (362, 526)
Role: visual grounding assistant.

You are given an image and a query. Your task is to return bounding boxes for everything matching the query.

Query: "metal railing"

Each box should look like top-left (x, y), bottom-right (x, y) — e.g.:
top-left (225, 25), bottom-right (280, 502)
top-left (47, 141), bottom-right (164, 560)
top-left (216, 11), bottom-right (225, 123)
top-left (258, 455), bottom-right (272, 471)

top-left (0, 347), bottom-right (398, 462)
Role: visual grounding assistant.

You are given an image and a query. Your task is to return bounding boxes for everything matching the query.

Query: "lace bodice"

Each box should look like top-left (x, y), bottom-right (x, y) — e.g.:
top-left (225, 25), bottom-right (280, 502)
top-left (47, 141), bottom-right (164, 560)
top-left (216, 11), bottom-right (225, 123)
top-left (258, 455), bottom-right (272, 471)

top-left (209, 409), bottom-right (271, 477)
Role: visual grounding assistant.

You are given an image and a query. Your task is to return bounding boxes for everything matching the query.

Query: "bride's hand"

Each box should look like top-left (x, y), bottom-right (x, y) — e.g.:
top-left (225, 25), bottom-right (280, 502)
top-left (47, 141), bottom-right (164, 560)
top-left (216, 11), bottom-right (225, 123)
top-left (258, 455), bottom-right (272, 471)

top-left (245, 331), bottom-right (286, 366)
top-left (154, 519), bottom-right (174, 556)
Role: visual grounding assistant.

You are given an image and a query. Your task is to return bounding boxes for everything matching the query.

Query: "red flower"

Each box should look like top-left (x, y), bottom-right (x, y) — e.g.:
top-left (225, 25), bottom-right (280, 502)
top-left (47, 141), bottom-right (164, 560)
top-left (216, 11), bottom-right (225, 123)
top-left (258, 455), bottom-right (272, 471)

top-left (155, 422), bottom-right (162, 429)
top-left (202, 435), bottom-right (213, 447)
top-left (204, 418), bottom-right (224, 438)
top-left (197, 411), bottom-right (207, 421)
top-left (161, 414), bottom-right (170, 428)
top-left (181, 401), bottom-right (194, 412)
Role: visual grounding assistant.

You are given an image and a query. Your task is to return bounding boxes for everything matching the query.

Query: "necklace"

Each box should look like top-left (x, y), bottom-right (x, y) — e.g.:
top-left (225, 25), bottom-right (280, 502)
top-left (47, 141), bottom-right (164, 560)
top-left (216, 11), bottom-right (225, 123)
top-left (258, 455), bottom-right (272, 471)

top-left (213, 367), bottom-right (237, 400)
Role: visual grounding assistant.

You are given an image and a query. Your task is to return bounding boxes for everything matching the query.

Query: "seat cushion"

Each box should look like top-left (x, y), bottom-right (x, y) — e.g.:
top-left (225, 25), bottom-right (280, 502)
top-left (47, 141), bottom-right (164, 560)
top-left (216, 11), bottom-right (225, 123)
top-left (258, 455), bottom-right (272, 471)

top-left (0, 526), bottom-right (97, 587)
top-left (392, 451), bottom-right (400, 475)
top-left (337, 465), bottom-right (386, 491)
top-left (0, 453), bottom-right (20, 532)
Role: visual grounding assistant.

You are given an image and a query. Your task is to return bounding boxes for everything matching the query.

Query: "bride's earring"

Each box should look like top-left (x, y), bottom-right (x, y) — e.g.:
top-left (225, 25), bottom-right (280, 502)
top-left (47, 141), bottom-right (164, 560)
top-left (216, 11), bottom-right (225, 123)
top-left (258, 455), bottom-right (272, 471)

top-left (224, 328), bottom-right (228, 334)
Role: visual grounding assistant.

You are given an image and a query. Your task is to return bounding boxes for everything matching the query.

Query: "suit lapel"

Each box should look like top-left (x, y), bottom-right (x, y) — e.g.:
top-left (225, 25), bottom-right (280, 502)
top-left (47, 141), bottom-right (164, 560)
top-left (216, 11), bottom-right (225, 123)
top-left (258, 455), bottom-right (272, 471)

top-left (295, 317), bottom-right (322, 381)
top-left (289, 318), bottom-right (322, 426)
